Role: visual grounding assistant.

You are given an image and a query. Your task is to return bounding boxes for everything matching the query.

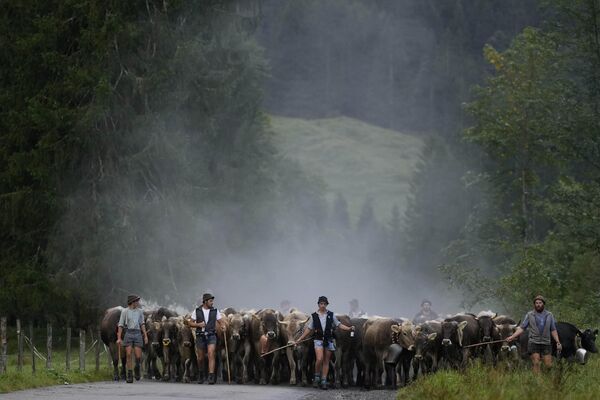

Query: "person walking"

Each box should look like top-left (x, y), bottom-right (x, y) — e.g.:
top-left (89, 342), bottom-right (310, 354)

top-left (507, 295), bottom-right (562, 373)
top-left (294, 296), bottom-right (354, 390)
top-left (116, 294), bottom-right (148, 383)
top-left (188, 293), bottom-right (225, 384)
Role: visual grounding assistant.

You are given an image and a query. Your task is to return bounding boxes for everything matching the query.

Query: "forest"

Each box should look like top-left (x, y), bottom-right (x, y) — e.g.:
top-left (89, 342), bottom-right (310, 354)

top-left (1, 0), bottom-right (599, 330)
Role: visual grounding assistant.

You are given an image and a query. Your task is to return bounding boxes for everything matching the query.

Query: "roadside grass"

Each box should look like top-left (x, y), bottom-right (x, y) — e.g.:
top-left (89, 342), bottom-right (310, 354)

top-left (398, 357), bottom-right (600, 400)
top-left (0, 325), bottom-right (112, 393)
top-left (270, 115), bottom-right (424, 223)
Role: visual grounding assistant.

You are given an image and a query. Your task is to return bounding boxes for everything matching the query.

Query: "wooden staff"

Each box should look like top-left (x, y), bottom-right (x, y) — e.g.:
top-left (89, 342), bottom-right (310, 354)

top-left (260, 337), bottom-right (313, 357)
top-left (223, 327), bottom-right (231, 384)
top-left (463, 339), bottom-right (509, 348)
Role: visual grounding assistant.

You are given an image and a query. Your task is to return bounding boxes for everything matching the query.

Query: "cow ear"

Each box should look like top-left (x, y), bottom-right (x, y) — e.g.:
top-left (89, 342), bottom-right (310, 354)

top-left (428, 332), bottom-right (437, 341)
top-left (458, 321), bottom-right (468, 331)
top-left (391, 325), bottom-right (401, 334)
top-left (252, 314), bottom-right (260, 322)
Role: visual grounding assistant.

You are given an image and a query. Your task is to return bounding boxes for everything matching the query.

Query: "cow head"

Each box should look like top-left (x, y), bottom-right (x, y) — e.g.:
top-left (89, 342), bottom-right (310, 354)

top-left (413, 326), bottom-right (438, 361)
top-left (228, 313), bottom-right (246, 350)
top-left (477, 315), bottom-right (498, 343)
top-left (161, 316), bottom-right (179, 349)
top-left (579, 328), bottom-right (599, 353)
top-left (391, 321), bottom-right (415, 350)
top-left (496, 323), bottom-right (518, 354)
top-left (177, 317), bottom-right (194, 348)
top-left (258, 309), bottom-right (280, 340)
top-left (441, 320), bottom-right (468, 347)
top-left (146, 317), bottom-right (163, 352)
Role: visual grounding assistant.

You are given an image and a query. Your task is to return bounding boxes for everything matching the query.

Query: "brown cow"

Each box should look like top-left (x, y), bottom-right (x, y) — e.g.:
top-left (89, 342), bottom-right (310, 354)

top-left (144, 316), bottom-right (164, 380)
top-left (250, 309), bottom-right (289, 385)
top-left (223, 312), bottom-right (251, 383)
top-left (283, 310), bottom-right (311, 386)
top-left (362, 317), bottom-right (401, 389)
top-left (100, 306), bottom-right (126, 381)
top-left (390, 319), bottom-right (415, 388)
top-left (161, 316), bottom-right (182, 381)
top-left (177, 316), bottom-right (197, 383)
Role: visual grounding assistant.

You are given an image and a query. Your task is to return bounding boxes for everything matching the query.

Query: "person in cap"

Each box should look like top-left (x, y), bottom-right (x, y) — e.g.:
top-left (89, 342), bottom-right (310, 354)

top-left (413, 299), bottom-right (439, 325)
top-left (348, 298), bottom-right (365, 318)
top-left (507, 295), bottom-right (562, 373)
top-left (188, 293), bottom-right (225, 384)
top-left (117, 294), bottom-right (148, 383)
top-left (294, 296), bottom-right (355, 390)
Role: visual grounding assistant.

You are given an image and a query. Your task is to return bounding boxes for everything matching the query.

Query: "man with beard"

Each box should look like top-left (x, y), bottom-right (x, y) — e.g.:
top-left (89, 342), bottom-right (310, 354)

top-left (507, 295), bottom-right (562, 373)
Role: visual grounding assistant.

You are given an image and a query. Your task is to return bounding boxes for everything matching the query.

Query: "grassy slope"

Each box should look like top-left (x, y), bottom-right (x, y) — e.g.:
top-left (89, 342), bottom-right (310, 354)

top-left (398, 359), bottom-right (600, 400)
top-left (270, 115), bottom-right (423, 223)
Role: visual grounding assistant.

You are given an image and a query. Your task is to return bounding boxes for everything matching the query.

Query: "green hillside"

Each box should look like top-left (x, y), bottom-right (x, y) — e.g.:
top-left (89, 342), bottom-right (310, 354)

top-left (270, 115), bottom-right (424, 223)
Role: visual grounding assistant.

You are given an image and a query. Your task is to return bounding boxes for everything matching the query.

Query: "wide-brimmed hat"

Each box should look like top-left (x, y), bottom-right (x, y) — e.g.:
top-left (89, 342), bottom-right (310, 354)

top-left (127, 294), bottom-right (141, 305)
top-left (318, 296), bottom-right (329, 305)
top-left (533, 295), bottom-right (546, 304)
top-left (202, 293), bottom-right (215, 303)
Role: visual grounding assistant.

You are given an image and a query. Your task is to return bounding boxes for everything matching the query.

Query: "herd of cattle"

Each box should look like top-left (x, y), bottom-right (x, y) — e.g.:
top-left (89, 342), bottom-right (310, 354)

top-left (100, 307), bottom-right (598, 389)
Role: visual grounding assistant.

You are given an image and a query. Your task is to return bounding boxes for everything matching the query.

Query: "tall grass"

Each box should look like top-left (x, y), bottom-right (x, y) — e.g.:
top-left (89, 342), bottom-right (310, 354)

top-left (0, 325), bottom-right (112, 393)
top-left (398, 358), bottom-right (600, 400)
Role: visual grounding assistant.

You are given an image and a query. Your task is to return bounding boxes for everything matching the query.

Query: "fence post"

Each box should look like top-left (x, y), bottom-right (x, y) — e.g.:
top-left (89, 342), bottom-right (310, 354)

top-left (29, 321), bottom-right (35, 374)
top-left (16, 319), bottom-right (23, 372)
top-left (0, 317), bottom-right (6, 374)
top-left (95, 326), bottom-right (101, 372)
top-left (79, 329), bottom-right (85, 372)
top-left (66, 326), bottom-right (71, 371)
top-left (46, 322), bottom-right (52, 369)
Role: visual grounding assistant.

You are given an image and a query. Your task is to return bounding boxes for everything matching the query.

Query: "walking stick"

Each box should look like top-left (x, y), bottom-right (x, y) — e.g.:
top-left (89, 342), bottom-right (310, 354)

top-left (223, 327), bottom-right (231, 384)
top-left (260, 337), bottom-right (313, 357)
top-left (463, 339), bottom-right (509, 348)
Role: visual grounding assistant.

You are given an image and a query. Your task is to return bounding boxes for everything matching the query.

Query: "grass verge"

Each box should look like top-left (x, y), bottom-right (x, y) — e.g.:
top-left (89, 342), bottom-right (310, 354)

top-left (397, 357), bottom-right (600, 400)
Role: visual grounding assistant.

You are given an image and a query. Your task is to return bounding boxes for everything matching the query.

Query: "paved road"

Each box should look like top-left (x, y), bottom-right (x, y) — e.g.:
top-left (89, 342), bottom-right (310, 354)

top-left (1, 381), bottom-right (397, 400)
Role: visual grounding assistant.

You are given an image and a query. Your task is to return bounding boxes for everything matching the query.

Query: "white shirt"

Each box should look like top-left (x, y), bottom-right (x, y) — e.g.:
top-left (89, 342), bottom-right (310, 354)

top-left (191, 307), bottom-right (222, 332)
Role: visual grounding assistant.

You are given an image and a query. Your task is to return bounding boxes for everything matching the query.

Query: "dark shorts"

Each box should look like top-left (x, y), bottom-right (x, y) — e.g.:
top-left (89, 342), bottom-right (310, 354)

top-left (124, 329), bottom-right (144, 348)
top-left (528, 342), bottom-right (552, 356)
top-left (196, 332), bottom-right (217, 350)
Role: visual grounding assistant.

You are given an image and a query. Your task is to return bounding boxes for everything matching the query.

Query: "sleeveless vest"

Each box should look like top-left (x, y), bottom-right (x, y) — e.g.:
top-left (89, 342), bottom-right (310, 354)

top-left (196, 307), bottom-right (218, 336)
top-left (527, 311), bottom-right (553, 345)
top-left (312, 311), bottom-right (334, 346)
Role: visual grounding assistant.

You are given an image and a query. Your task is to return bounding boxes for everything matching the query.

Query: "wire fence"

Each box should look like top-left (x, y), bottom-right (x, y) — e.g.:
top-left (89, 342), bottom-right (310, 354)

top-left (0, 317), bottom-right (107, 375)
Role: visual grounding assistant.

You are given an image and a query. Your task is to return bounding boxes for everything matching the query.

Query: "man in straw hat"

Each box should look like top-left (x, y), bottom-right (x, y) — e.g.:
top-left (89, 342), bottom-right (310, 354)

top-left (188, 293), bottom-right (225, 384)
top-left (117, 294), bottom-right (148, 383)
top-left (507, 295), bottom-right (562, 373)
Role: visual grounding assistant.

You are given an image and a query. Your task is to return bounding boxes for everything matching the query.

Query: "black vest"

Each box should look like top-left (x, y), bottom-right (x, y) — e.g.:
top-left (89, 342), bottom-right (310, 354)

top-left (195, 307), bottom-right (218, 336)
top-left (312, 311), bottom-right (334, 345)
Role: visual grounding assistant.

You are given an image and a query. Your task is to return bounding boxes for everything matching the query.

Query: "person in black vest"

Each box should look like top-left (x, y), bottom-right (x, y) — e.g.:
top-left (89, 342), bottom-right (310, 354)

top-left (294, 296), bottom-right (354, 390)
top-left (188, 293), bottom-right (224, 384)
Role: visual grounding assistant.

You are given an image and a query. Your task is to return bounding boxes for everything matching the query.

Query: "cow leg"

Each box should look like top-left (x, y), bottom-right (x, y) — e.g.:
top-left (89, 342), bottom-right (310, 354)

top-left (285, 347), bottom-right (297, 385)
top-left (270, 351), bottom-right (281, 385)
top-left (109, 343), bottom-right (120, 381)
top-left (241, 342), bottom-right (251, 383)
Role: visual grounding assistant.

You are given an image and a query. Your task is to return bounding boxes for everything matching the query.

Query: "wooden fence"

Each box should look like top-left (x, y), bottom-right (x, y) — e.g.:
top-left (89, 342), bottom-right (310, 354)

top-left (0, 317), bottom-right (104, 375)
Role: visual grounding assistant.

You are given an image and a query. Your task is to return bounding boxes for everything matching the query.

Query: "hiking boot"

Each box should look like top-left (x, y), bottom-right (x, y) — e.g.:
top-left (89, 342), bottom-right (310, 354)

top-left (134, 364), bottom-right (141, 381)
top-left (126, 370), bottom-right (133, 383)
top-left (313, 376), bottom-right (321, 388)
top-left (208, 373), bottom-right (216, 385)
top-left (197, 372), bottom-right (205, 384)
top-left (321, 380), bottom-right (328, 390)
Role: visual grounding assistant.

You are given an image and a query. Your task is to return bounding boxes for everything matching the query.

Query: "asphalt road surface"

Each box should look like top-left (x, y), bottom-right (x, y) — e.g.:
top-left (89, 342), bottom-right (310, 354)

top-left (1, 381), bottom-right (398, 400)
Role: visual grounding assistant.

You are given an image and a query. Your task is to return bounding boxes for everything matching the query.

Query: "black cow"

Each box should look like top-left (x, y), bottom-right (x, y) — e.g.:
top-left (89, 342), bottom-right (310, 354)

top-left (554, 322), bottom-right (598, 359)
top-left (412, 320), bottom-right (442, 377)
top-left (441, 314), bottom-right (480, 369)
top-left (476, 311), bottom-right (500, 364)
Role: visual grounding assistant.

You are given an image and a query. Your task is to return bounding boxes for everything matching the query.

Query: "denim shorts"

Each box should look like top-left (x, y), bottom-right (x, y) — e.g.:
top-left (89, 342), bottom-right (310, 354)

top-left (124, 329), bottom-right (144, 348)
top-left (196, 332), bottom-right (217, 350)
top-left (528, 342), bottom-right (552, 356)
top-left (314, 339), bottom-right (335, 351)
